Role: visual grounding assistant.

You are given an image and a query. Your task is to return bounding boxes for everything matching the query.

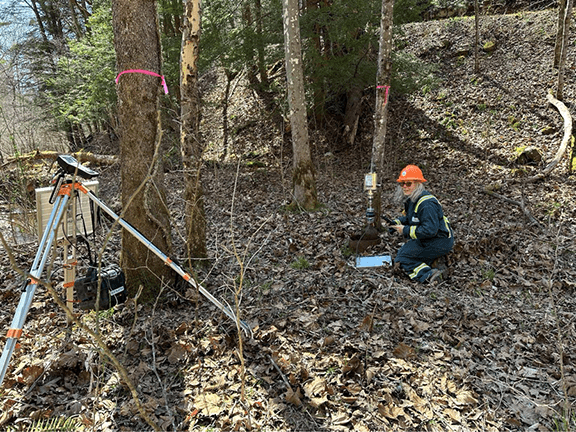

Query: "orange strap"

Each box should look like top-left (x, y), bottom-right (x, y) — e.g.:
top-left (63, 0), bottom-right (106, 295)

top-left (6, 329), bottom-right (23, 339)
top-left (63, 282), bottom-right (75, 288)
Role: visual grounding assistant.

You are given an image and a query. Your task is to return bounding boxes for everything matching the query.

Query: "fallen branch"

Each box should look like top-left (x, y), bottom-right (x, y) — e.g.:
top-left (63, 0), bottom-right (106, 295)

top-left (523, 92), bottom-right (573, 183)
top-left (482, 187), bottom-right (542, 228)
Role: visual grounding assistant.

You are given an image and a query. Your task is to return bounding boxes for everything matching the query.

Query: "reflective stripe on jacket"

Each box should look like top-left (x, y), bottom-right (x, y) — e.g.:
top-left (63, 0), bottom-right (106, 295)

top-left (400, 191), bottom-right (451, 241)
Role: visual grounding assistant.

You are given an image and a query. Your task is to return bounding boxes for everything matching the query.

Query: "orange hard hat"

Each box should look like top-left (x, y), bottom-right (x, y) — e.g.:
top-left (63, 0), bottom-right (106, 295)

top-left (397, 165), bottom-right (426, 183)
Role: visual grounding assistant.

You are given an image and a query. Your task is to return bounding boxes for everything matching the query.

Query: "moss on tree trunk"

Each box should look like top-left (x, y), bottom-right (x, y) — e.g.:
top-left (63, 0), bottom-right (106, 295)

top-left (292, 159), bottom-right (318, 210)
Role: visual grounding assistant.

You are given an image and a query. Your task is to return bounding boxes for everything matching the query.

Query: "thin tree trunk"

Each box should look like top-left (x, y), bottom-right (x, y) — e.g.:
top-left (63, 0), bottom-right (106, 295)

top-left (343, 85), bottom-right (363, 145)
top-left (254, 0), bottom-right (268, 86)
top-left (556, 0), bottom-right (573, 100)
top-left (173, 0), bottom-right (182, 36)
top-left (68, 0), bottom-right (83, 39)
top-left (282, 0), bottom-right (318, 209)
top-left (307, 0), bottom-right (327, 124)
top-left (221, 69), bottom-right (238, 161)
top-left (474, 0), bottom-right (480, 74)
top-left (370, 0), bottom-right (394, 228)
top-left (181, 0), bottom-right (207, 260)
top-left (28, 0), bottom-right (50, 45)
top-left (554, 0), bottom-right (567, 68)
top-left (371, 0), bottom-right (394, 173)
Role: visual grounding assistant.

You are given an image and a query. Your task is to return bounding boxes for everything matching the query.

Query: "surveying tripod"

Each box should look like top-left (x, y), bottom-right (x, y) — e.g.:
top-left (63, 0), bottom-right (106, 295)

top-left (0, 155), bottom-right (252, 386)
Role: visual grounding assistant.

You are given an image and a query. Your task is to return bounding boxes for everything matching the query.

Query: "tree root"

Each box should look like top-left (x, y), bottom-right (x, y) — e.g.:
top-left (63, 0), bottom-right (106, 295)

top-left (522, 92), bottom-right (573, 183)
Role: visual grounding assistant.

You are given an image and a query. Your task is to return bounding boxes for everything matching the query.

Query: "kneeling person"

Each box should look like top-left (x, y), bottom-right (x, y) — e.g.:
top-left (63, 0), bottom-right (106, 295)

top-left (389, 165), bottom-right (453, 283)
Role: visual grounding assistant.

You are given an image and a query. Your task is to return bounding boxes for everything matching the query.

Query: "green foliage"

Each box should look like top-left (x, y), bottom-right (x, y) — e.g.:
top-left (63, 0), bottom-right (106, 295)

top-left (161, 33), bottom-right (182, 96)
top-left (508, 115), bottom-right (521, 131)
top-left (200, 0), bottom-right (283, 75)
top-left (482, 267), bottom-right (496, 281)
top-left (45, 0), bottom-right (116, 127)
top-left (341, 244), bottom-right (353, 258)
top-left (158, 0), bottom-right (184, 95)
top-left (199, 0), bottom-right (433, 119)
top-left (5, 416), bottom-right (84, 432)
top-left (3, 0), bottom-right (440, 146)
top-left (392, 51), bottom-right (439, 95)
top-left (394, 0), bottom-right (431, 25)
top-left (290, 256), bottom-right (310, 270)
top-left (260, 281), bottom-right (273, 293)
top-left (300, 0), bottom-right (379, 104)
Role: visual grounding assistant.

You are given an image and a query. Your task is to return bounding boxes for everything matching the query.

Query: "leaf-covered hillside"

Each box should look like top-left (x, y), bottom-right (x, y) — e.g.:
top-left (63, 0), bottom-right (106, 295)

top-left (1, 8), bottom-right (576, 432)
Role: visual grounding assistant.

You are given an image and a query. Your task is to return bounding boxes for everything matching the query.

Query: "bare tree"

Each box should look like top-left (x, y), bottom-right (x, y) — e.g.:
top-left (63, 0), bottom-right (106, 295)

top-left (369, 0), bottom-right (394, 227)
top-left (554, 0), bottom-right (567, 68)
top-left (474, 0), bottom-right (480, 74)
top-left (112, 0), bottom-right (173, 297)
top-left (180, 0), bottom-right (207, 260)
top-left (556, 0), bottom-right (573, 100)
top-left (282, 0), bottom-right (318, 210)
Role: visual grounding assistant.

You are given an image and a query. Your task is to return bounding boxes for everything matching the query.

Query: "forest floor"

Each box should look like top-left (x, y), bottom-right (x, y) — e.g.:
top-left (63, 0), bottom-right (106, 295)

top-left (1, 8), bottom-right (576, 432)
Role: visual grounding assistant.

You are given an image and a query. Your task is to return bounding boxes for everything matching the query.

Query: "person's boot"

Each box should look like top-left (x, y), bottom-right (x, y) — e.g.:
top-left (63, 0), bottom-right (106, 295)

top-left (432, 255), bottom-right (448, 272)
top-left (427, 268), bottom-right (444, 284)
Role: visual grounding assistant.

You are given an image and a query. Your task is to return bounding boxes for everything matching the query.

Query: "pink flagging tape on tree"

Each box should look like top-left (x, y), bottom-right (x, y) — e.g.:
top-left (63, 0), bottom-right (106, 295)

top-left (376, 85), bottom-right (390, 105)
top-left (115, 69), bottom-right (169, 94)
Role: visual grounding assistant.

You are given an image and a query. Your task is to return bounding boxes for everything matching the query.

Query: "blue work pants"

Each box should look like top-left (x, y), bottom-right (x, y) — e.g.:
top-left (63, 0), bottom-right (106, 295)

top-left (394, 236), bottom-right (454, 283)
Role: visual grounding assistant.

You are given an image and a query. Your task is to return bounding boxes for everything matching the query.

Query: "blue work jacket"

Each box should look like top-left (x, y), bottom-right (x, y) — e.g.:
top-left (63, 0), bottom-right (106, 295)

top-left (394, 191), bottom-right (452, 241)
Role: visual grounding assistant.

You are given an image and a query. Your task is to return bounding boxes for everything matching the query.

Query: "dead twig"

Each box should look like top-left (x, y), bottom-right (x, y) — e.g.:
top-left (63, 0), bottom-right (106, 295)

top-left (268, 354), bottom-right (291, 389)
top-left (482, 188), bottom-right (542, 228)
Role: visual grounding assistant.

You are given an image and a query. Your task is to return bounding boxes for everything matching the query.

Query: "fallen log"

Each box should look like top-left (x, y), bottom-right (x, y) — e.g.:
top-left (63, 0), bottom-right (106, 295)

top-left (1, 150), bottom-right (117, 170)
top-left (523, 92), bottom-right (573, 183)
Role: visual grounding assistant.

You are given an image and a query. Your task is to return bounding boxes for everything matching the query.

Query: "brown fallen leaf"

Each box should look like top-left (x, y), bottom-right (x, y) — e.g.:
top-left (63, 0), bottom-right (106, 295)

top-left (393, 342), bottom-right (416, 359)
top-left (444, 408), bottom-right (461, 423)
top-left (378, 402), bottom-right (405, 419)
top-left (304, 376), bottom-right (327, 397)
top-left (359, 314), bottom-right (374, 332)
top-left (285, 386), bottom-right (302, 406)
top-left (194, 393), bottom-right (224, 416)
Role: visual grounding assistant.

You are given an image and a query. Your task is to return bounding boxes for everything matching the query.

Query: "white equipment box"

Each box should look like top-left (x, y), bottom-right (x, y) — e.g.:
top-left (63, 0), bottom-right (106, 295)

top-left (35, 181), bottom-right (99, 242)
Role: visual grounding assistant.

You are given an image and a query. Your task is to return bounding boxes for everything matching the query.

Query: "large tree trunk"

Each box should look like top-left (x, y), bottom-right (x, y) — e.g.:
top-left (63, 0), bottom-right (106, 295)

top-left (370, 0), bottom-right (394, 228)
top-left (282, 0), bottom-right (318, 210)
top-left (181, 0), bottom-right (207, 261)
top-left (112, 0), bottom-right (173, 299)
